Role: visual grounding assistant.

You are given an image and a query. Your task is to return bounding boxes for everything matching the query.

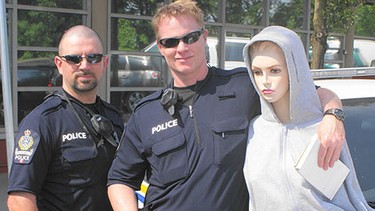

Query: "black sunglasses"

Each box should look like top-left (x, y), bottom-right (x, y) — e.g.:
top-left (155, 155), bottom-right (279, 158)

top-left (158, 28), bottom-right (204, 48)
top-left (59, 53), bottom-right (104, 64)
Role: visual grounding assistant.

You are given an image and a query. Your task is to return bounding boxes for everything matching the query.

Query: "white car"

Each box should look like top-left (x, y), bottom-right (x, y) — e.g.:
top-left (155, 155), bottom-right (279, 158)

top-left (314, 70), bottom-right (375, 208)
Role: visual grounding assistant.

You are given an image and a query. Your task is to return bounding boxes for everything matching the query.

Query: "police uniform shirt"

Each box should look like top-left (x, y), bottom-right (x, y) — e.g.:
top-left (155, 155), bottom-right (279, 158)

top-left (8, 90), bottom-right (124, 211)
top-left (108, 67), bottom-right (261, 211)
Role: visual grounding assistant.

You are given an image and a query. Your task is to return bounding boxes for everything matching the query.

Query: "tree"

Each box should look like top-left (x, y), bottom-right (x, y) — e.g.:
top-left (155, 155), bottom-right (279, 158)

top-left (311, 0), bottom-right (328, 69)
top-left (311, 0), bottom-right (366, 69)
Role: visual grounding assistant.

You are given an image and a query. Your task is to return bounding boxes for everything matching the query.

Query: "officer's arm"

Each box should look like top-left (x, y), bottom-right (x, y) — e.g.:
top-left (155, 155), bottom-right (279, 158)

top-left (316, 87), bottom-right (345, 170)
top-left (108, 184), bottom-right (138, 211)
top-left (8, 192), bottom-right (38, 211)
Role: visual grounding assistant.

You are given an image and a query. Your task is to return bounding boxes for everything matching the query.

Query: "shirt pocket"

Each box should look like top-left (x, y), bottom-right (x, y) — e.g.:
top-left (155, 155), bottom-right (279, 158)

top-left (152, 133), bottom-right (187, 186)
top-left (211, 117), bottom-right (248, 168)
top-left (61, 139), bottom-right (98, 162)
top-left (61, 139), bottom-right (99, 181)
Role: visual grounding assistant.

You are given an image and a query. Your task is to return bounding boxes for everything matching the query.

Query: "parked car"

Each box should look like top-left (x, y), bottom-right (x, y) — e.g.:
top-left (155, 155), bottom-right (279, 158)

top-left (314, 72), bottom-right (375, 208)
top-left (309, 38), bottom-right (375, 69)
top-left (0, 58), bottom-right (60, 124)
top-left (110, 51), bottom-right (164, 113)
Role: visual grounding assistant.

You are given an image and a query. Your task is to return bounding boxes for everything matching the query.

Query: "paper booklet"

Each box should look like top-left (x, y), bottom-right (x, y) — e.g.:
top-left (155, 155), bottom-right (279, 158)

top-left (295, 134), bottom-right (350, 200)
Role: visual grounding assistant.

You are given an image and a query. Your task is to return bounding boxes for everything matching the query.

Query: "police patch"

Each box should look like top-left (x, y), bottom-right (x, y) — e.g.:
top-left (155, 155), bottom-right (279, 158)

top-left (13, 129), bottom-right (40, 164)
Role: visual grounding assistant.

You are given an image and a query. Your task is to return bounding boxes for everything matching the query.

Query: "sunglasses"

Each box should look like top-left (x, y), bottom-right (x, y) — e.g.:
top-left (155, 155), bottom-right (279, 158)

top-left (158, 28), bottom-right (204, 48)
top-left (59, 53), bottom-right (104, 64)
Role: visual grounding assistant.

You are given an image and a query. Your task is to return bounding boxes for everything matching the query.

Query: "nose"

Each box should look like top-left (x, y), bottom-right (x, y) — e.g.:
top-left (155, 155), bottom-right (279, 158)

top-left (262, 74), bottom-right (271, 88)
top-left (78, 57), bottom-right (91, 69)
top-left (176, 40), bottom-right (188, 51)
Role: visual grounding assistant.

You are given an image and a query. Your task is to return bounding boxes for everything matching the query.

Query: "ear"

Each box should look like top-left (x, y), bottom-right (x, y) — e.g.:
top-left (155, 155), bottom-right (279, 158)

top-left (156, 41), bottom-right (165, 57)
top-left (203, 28), bottom-right (208, 41)
top-left (54, 56), bottom-right (64, 74)
top-left (102, 55), bottom-right (110, 71)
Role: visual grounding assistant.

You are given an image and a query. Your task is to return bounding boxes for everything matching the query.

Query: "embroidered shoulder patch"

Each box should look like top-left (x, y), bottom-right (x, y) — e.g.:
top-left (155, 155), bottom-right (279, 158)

top-left (13, 129), bottom-right (40, 164)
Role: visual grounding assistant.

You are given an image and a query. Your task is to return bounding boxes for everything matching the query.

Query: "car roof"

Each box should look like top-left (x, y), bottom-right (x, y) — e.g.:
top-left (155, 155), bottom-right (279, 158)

top-left (314, 79), bottom-right (375, 99)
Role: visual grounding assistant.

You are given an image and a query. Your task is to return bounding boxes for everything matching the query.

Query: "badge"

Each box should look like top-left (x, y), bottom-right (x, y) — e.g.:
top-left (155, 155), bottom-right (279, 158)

top-left (13, 129), bottom-right (40, 164)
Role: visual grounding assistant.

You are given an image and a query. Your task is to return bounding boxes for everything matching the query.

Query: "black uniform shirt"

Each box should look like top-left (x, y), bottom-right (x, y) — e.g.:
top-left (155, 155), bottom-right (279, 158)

top-left (109, 67), bottom-right (261, 211)
top-left (8, 89), bottom-right (124, 211)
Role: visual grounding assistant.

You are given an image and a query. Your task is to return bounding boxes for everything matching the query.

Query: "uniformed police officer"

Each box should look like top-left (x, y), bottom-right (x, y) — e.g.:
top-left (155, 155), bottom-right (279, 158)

top-left (107, 1), bottom-right (346, 211)
top-left (7, 25), bottom-right (124, 211)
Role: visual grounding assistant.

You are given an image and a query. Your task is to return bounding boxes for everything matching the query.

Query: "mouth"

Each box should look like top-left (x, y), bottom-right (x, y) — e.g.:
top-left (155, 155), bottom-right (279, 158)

top-left (262, 89), bottom-right (273, 94)
top-left (76, 72), bottom-right (94, 79)
top-left (176, 55), bottom-right (193, 61)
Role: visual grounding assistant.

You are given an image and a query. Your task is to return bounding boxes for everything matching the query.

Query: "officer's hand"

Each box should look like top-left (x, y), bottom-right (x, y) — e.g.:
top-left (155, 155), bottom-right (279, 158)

top-left (317, 115), bottom-right (345, 170)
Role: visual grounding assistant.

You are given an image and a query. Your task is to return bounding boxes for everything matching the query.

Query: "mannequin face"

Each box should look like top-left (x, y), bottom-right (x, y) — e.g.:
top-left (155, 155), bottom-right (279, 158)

top-left (250, 42), bottom-right (289, 104)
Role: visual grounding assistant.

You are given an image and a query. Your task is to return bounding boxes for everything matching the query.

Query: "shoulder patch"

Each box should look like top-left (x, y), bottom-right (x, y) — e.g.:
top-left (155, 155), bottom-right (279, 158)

top-left (13, 129), bottom-right (40, 164)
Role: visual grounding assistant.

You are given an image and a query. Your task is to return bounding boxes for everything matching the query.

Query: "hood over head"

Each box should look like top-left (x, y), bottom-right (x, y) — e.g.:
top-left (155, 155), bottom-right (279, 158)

top-left (243, 26), bottom-right (322, 125)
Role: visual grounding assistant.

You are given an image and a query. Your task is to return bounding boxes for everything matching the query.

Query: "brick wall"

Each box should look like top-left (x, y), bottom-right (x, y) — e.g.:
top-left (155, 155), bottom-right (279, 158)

top-left (0, 140), bottom-right (8, 173)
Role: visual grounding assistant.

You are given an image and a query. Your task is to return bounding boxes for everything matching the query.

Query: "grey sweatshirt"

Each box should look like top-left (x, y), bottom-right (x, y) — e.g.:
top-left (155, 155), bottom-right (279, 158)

top-left (242, 26), bottom-right (372, 210)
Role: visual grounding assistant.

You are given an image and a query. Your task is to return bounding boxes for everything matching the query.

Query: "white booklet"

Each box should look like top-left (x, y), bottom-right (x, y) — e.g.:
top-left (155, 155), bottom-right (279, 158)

top-left (295, 134), bottom-right (350, 200)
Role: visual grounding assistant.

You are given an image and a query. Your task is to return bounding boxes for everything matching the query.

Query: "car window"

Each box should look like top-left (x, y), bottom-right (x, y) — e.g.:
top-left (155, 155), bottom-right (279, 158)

top-left (17, 67), bottom-right (54, 86)
top-left (343, 97), bottom-right (375, 204)
top-left (225, 42), bottom-right (246, 62)
top-left (142, 42), bottom-right (159, 53)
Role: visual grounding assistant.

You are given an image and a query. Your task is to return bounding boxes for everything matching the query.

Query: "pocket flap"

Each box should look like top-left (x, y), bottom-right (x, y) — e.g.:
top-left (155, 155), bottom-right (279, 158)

top-left (62, 141), bottom-right (98, 162)
top-left (218, 91), bottom-right (236, 100)
top-left (211, 117), bottom-right (248, 133)
top-left (153, 133), bottom-right (185, 156)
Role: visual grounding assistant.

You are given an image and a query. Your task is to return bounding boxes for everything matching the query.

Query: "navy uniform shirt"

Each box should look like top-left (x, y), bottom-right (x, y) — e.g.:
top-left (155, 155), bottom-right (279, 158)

top-left (108, 67), bottom-right (260, 211)
top-left (8, 89), bottom-right (124, 211)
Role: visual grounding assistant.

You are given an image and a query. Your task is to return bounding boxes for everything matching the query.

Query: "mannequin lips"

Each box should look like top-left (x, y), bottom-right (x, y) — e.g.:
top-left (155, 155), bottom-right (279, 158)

top-left (262, 89), bottom-right (273, 94)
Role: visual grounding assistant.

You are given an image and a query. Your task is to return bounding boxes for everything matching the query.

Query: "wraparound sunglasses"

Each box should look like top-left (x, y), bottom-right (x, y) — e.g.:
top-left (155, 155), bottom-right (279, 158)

top-left (158, 28), bottom-right (205, 48)
top-left (59, 53), bottom-right (104, 64)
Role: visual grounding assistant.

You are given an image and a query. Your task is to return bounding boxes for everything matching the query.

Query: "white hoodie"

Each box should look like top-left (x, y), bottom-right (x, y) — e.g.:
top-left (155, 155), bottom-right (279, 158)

top-left (242, 26), bottom-right (372, 211)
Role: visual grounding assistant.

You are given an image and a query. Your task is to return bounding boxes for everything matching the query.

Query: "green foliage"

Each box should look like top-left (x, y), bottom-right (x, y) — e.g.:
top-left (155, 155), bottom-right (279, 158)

top-left (197, 0), bottom-right (219, 22)
top-left (114, 19), bottom-right (154, 51)
top-left (111, 1), bottom-right (161, 51)
top-left (117, 19), bottom-right (137, 51)
top-left (112, 0), bottom-right (159, 16)
top-left (355, 4), bottom-right (375, 36)
top-left (18, 51), bottom-right (56, 61)
top-left (225, 0), bottom-right (263, 25)
top-left (17, 0), bottom-right (82, 9)
top-left (325, 0), bottom-right (359, 34)
top-left (18, 11), bottom-right (54, 47)
top-left (17, 0), bottom-right (82, 61)
top-left (18, 0), bottom-right (56, 7)
top-left (321, 0), bottom-right (375, 36)
top-left (270, 0), bottom-right (305, 29)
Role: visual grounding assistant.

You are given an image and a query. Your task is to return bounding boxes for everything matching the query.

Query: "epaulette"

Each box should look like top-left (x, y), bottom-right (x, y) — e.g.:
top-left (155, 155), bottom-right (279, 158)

top-left (133, 90), bottom-right (163, 112)
top-left (210, 66), bottom-right (248, 78)
top-left (43, 90), bottom-right (65, 102)
top-left (37, 93), bottom-right (65, 115)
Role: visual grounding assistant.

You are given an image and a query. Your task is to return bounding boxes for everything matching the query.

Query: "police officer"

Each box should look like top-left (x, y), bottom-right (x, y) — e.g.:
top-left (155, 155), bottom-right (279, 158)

top-left (107, 1), bottom-right (345, 211)
top-left (7, 25), bottom-right (124, 211)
